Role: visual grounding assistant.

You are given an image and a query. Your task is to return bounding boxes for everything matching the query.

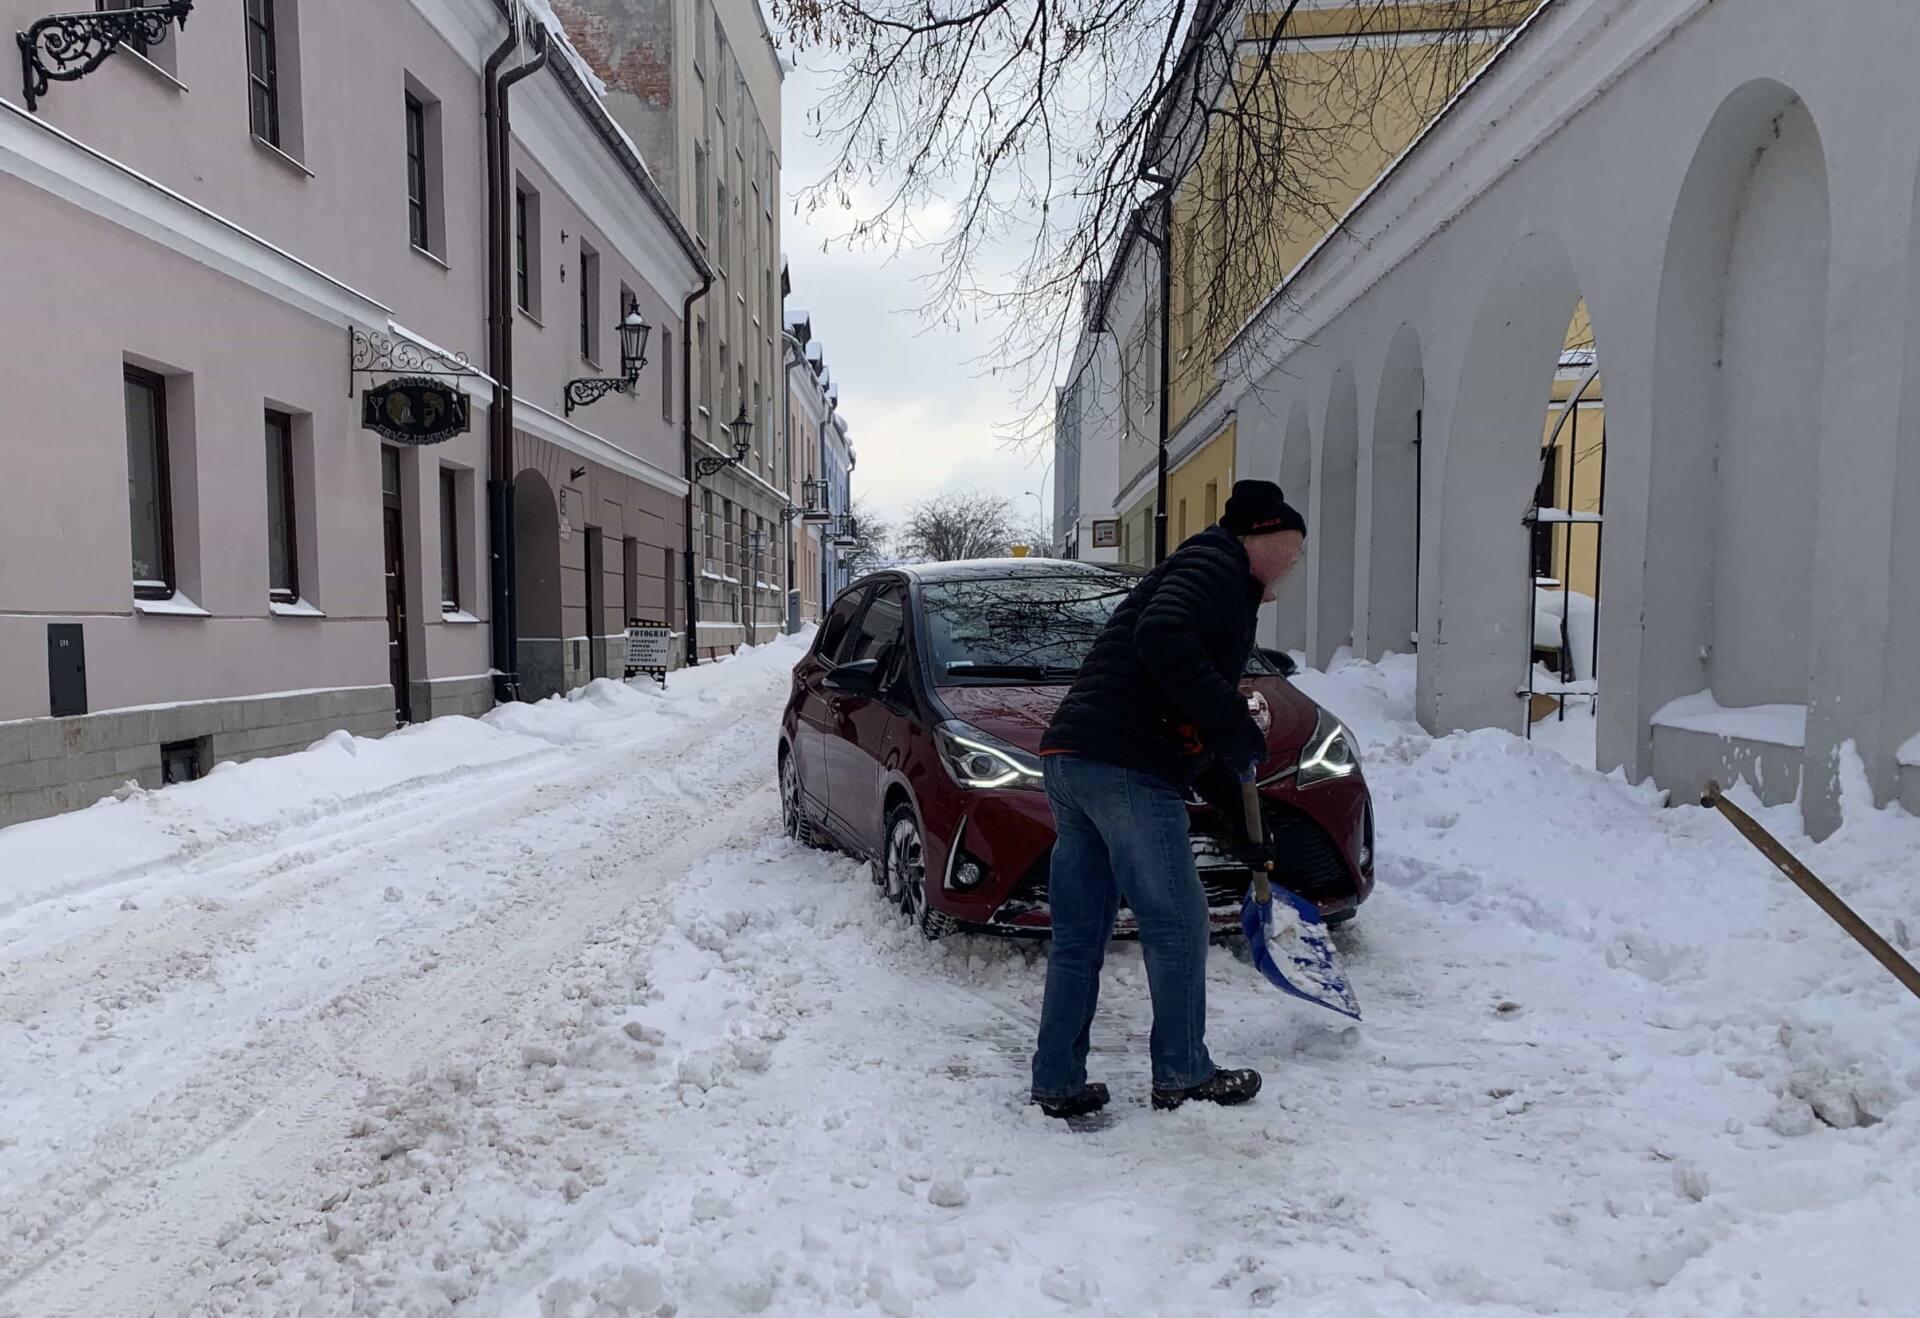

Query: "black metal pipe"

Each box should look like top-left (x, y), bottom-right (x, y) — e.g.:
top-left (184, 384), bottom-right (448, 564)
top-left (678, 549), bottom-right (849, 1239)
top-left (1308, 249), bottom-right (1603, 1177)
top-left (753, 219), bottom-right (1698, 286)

top-left (681, 274), bottom-right (714, 667)
top-left (488, 25), bottom-right (550, 701)
top-left (1155, 185), bottom-right (1172, 564)
top-left (482, 24), bottom-right (518, 705)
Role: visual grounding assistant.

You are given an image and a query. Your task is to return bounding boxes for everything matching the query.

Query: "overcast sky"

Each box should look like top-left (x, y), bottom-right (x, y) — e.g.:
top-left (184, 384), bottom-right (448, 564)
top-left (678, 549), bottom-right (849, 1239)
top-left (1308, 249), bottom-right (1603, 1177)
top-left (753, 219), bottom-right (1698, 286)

top-left (778, 58), bottom-right (1058, 536)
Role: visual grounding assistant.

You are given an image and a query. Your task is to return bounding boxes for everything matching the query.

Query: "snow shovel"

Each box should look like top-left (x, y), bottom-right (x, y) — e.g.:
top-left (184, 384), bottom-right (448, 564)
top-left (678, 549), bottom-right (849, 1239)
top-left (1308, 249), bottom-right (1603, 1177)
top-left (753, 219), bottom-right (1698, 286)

top-left (1239, 773), bottom-right (1362, 1020)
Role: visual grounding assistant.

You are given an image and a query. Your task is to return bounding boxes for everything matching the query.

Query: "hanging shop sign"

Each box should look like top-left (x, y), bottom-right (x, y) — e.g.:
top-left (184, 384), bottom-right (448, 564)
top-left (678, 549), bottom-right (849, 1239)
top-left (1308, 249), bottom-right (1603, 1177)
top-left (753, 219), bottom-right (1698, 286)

top-left (361, 377), bottom-right (471, 446)
top-left (1091, 519), bottom-right (1120, 549)
top-left (625, 617), bottom-right (672, 686)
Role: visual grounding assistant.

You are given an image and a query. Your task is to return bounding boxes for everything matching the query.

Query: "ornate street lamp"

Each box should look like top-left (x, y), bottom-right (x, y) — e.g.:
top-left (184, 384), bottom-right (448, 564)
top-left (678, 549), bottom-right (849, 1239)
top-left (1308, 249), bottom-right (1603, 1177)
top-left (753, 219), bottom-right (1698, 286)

top-left (694, 403), bottom-right (754, 480)
top-left (564, 298), bottom-right (652, 416)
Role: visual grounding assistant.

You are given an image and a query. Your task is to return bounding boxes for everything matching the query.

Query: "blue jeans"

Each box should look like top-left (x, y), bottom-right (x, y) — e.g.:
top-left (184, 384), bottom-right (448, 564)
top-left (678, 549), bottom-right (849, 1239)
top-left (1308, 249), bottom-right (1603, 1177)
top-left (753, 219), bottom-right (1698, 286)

top-left (1031, 753), bottom-right (1215, 1099)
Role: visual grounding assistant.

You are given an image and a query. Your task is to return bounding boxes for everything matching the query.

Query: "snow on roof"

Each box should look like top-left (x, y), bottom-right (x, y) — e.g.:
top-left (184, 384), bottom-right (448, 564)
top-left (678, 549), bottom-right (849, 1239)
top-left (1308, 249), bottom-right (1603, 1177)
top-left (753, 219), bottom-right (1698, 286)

top-left (805, 340), bottom-right (823, 363)
top-left (784, 308), bottom-right (810, 329)
top-left (513, 0), bottom-right (607, 98)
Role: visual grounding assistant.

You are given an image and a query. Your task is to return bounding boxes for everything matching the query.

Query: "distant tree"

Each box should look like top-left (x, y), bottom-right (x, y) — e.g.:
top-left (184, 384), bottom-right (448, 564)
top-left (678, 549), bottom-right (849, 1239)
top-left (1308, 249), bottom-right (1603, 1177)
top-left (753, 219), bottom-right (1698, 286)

top-left (899, 489), bottom-right (1017, 562)
top-left (839, 496), bottom-right (892, 578)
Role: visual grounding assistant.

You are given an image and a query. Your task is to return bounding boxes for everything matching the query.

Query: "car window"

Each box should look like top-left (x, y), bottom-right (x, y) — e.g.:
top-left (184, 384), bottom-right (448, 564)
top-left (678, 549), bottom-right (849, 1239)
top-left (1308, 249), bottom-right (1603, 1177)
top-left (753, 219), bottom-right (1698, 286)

top-left (844, 583), bottom-right (906, 667)
top-left (817, 588), bottom-right (868, 664)
top-left (920, 573), bottom-right (1132, 681)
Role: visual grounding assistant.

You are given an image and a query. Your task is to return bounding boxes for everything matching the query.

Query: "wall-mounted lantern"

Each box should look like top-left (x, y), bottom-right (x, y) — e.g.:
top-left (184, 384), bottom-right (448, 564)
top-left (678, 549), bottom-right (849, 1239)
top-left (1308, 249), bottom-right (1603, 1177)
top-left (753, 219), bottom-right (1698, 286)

top-left (694, 404), bottom-right (754, 480)
top-left (564, 298), bottom-right (652, 416)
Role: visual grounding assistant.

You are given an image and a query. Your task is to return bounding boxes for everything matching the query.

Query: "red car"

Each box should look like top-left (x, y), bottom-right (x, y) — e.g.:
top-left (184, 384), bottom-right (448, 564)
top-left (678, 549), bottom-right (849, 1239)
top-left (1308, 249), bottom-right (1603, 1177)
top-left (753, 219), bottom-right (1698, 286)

top-left (778, 559), bottom-right (1374, 938)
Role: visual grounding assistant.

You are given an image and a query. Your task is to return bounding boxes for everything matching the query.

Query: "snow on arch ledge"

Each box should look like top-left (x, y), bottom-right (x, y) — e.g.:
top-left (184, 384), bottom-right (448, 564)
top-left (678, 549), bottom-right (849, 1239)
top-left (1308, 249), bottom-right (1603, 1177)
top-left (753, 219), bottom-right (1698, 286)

top-left (1651, 690), bottom-right (1808, 749)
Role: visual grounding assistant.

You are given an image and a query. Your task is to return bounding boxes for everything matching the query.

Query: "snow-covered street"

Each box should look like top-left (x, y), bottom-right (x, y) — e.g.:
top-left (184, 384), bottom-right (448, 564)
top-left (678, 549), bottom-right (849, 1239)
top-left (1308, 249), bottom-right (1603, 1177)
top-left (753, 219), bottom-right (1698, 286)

top-left (3, 637), bottom-right (1917, 1317)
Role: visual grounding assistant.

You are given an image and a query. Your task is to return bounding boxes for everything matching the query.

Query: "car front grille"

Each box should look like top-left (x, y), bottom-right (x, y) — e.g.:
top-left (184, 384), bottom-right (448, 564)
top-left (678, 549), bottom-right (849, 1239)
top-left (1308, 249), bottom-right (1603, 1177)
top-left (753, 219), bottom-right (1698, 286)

top-left (994, 802), bottom-right (1353, 924)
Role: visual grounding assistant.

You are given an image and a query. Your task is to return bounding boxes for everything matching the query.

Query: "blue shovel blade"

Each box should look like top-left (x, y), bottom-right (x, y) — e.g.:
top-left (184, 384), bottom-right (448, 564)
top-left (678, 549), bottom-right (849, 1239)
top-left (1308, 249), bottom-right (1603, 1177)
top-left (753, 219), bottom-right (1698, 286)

top-left (1241, 884), bottom-right (1362, 1020)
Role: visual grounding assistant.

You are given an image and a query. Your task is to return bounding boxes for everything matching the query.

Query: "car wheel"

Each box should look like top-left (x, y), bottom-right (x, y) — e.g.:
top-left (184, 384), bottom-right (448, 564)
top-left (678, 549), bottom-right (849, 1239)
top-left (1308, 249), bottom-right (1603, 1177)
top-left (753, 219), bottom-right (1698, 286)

top-left (781, 750), bottom-right (828, 850)
top-left (883, 803), bottom-right (955, 941)
top-left (1325, 908), bottom-right (1357, 928)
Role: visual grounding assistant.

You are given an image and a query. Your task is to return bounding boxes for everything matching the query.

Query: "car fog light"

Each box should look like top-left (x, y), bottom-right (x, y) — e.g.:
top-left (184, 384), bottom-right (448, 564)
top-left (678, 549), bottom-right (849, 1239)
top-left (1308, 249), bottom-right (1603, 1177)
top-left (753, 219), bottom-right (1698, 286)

top-left (1358, 844), bottom-right (1372, 870)
top-left (954, 860), bottom-right (985, 889)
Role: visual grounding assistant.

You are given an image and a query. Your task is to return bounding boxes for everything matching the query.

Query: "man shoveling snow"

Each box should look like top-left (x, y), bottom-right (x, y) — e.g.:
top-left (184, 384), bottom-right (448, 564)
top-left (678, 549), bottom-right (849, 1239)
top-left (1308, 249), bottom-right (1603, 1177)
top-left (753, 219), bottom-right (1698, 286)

top-left (1032, 479), bottom-right (1308, 1119)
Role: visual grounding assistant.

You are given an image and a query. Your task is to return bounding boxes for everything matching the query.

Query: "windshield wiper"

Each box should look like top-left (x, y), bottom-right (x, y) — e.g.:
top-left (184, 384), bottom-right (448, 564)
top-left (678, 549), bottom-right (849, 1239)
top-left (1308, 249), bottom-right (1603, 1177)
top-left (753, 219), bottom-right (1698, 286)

top-left (945, 662), bottom-right (1081, 678)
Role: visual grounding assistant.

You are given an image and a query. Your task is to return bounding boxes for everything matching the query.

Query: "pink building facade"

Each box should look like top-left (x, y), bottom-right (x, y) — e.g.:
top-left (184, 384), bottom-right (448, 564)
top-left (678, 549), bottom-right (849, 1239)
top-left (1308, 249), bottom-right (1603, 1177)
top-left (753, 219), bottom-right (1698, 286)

top-left (0, 0), bottom-right (706, 826)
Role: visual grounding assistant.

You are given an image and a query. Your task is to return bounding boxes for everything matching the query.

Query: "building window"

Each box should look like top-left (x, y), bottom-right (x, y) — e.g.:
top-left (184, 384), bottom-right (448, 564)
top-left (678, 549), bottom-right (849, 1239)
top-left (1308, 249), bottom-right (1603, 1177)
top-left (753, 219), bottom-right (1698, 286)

top-left (662, 326), bottom-right (674, 421)
top-left (697, 318), bottom-right (711, 434)
top-left (719, 340), bottom-right (731, 421)
top-left (440, 468), bottom-right (461, 611)
top-left (404, 83), bottom-right (444, 255)
top-left (623, 535), bottom-right (639, 621)
top-left (579, 241), bottom-right (601, 363)
top-left (694, 142), bottom-right (709, 242)
top-left (124, 366), bottom-right (174, 599)
top-left (694, 0), bottom-right (709, 76)
top-left (265, 409), bottom-right (298, 602)
top-left (703, 488), bottom-right (716, 569)
top-left (722, 498), bottom-right (736, 578)
top-left (716, 180), bottom-right (729, 272)
top-left (1204, 479), bottom-right (1219, 527)
top-left (245, 0), bottom-right (281, 145)
top-left (514, 182), bottom-right (541, 315)
top-left (98, 0), bottom-right (177, 73)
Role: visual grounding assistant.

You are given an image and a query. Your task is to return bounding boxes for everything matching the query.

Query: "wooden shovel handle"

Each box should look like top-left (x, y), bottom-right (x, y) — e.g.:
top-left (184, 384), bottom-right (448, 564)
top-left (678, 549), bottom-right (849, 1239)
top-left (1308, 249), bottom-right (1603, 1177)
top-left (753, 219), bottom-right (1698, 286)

top-left (1241, 778), bottom-right (1273, 906)
top-left (1702, 781), bottom-right (1920, 1002)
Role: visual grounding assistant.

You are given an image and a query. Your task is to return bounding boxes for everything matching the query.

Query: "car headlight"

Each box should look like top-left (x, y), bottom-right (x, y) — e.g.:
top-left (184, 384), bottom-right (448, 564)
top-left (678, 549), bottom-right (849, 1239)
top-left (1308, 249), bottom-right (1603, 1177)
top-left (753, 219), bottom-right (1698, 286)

top-left (935, 720), bottom-right (1045, 791)
top-left (1296, 709), bottom-right (1360, 788)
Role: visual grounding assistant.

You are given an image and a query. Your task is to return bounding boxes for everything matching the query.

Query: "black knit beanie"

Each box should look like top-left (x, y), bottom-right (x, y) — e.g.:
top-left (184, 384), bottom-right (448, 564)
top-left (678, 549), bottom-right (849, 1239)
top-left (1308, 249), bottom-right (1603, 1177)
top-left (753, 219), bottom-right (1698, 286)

top-left (1220, 479), bottom-right (1307, 538)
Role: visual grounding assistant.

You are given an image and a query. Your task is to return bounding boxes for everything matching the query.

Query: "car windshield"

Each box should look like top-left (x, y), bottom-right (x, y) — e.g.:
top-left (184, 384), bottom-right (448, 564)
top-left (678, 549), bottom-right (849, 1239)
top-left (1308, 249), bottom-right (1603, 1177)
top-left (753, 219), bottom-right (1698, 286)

top-left (921, 574), bottom-right (1132, 682)
top-left (919, 571), bottom-right (1297, 683)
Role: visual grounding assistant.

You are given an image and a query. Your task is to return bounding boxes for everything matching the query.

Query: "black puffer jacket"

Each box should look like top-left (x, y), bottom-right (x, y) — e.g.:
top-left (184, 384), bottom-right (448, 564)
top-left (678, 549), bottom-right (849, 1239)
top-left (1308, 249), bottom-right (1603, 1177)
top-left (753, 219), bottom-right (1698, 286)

top-left (1041, 525), bottom-right (1266, 784)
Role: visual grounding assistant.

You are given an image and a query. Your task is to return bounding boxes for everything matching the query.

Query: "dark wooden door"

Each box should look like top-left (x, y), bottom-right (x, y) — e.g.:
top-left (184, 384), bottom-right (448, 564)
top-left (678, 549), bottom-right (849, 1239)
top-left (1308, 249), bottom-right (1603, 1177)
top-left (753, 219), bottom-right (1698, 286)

top-left (585, 526), bottom-right (606, 680)
top-left (382, 450), bottom-right (412, 724)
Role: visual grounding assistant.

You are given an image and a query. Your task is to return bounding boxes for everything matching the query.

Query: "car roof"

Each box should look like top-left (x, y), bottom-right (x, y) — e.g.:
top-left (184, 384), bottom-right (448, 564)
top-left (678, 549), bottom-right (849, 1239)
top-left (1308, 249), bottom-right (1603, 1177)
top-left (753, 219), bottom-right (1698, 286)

top-left (876, 558), bottom-right (1138, 585)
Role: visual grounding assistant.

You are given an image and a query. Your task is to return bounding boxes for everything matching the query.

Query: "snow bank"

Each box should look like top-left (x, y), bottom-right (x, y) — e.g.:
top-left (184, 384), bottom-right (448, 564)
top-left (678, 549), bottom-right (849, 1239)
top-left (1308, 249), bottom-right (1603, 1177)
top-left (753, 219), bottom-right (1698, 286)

top-left (1653, 688), bottom-right (1809, 748)
top-left (0, 634), bottom-right (812, 923)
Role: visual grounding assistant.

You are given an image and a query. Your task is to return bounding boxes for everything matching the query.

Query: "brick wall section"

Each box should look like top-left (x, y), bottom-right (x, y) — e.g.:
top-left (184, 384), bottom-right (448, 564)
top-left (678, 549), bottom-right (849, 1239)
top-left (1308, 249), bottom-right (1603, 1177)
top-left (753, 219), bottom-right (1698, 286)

top-left (558, 0), bottom-right (680, 195)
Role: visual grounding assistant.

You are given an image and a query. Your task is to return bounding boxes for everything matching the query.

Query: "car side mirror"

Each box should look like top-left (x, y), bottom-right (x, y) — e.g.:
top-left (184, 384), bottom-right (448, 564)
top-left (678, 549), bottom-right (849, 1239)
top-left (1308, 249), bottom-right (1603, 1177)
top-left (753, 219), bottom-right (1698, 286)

top-left (823, 658), bottom-right (880, 694)
top-left (1259, 646), bottom-right (1298, 677)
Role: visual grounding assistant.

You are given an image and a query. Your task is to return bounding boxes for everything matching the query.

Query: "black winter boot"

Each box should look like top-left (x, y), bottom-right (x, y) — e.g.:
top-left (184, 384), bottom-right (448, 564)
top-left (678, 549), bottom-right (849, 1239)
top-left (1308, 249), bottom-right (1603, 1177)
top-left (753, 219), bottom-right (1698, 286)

top-left (1032, 1082), bottom-right (1110, 1120)
top-left (1152, 1068), bottom-right (1261, 1111)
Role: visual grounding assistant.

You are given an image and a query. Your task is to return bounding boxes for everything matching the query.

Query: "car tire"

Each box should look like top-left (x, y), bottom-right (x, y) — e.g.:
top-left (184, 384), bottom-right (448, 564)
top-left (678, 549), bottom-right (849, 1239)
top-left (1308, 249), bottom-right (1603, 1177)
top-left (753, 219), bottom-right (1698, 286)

top-left (882, 802), bottom-right (956, 941)
top-left (1325, 909), bottom-right (1357, 928)
top-left (780, 749), bottom-right (829, 850)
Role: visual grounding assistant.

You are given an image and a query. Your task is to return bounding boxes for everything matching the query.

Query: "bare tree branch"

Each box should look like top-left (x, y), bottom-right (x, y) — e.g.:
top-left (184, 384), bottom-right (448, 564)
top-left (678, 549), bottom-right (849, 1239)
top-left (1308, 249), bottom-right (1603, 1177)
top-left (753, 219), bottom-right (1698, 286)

top-left (776, 0), bottom-right (1539, 438)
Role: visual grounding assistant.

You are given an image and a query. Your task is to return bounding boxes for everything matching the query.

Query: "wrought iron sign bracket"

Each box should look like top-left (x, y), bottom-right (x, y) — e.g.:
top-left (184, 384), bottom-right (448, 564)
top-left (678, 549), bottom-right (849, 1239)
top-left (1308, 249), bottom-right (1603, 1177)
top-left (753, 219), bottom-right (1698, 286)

top-left (693, 451), bottom-right (742, 481)
top-left (564, 376), bottom-right (633, 416)
top-left (349, 326), bottom-right (476, 396)
top-left (18, 0), bottom-right (192, 112)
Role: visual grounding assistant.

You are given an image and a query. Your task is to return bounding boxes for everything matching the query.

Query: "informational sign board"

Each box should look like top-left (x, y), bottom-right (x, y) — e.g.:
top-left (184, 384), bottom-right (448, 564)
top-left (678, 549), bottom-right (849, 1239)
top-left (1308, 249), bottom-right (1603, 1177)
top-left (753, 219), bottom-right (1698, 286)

top-left (1091, 519), bottom-right (1120, 549)
top-left (624, 617), bottom-right (672, 686)
top-left (360, 377), bottom-right (471, 445)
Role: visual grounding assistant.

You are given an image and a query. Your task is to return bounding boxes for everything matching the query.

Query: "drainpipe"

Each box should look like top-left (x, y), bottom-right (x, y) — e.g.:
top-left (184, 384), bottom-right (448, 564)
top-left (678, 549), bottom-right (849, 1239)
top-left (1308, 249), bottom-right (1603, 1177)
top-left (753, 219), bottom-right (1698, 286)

top-left (781, 330), bottom-right (807, 633)
top-left (681, 275), bottom-right (714, 668)
top-left (1145, 183), bottom-right (1174, 565)
top-left (493, 27), bottom-right (551, 697)
top-left (483, 25), bottom-right (519, 704)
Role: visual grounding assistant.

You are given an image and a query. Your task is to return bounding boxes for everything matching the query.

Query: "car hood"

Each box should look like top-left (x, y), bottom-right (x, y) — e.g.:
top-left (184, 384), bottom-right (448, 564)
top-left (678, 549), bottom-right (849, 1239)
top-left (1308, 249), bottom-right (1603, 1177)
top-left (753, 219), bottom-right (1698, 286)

top-left (933, 675), bottom-right (1322, 763)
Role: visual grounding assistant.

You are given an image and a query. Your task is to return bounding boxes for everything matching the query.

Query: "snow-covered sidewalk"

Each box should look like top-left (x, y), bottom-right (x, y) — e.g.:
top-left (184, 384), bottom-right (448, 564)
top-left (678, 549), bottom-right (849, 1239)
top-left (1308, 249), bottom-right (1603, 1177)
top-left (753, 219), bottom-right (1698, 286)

top-left (2, 642), bottom-right (1916, 1316)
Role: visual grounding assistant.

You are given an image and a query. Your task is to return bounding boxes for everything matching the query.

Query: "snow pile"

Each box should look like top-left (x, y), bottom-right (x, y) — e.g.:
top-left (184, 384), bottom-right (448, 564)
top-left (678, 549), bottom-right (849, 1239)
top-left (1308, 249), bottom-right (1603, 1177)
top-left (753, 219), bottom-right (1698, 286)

top-left (0, 635), bottom-right (809, 938)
